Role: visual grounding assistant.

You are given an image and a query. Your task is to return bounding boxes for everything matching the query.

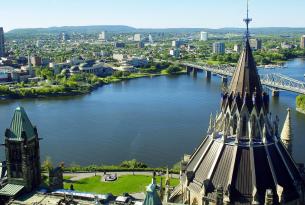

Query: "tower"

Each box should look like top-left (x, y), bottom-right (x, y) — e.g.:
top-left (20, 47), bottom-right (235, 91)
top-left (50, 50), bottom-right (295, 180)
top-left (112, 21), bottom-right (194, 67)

top-left (0, 27), bottom-right (5, 57)
top-left (300, 35), bottom-right (305, 49)
top-left (4, 107), bottom-right (41, 192)
top-left (175, 1), bottom-right (305, 204)
top-left (281, 108), bottom-right (293, 155)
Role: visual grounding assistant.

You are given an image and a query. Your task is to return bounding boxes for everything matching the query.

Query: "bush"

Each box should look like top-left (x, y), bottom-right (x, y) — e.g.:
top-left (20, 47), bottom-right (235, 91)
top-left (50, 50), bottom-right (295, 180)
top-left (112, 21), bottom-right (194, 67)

top-left (120, 159), bottom-right (148, 168)
top-left (166, 65), bottom-right (182, 74)
top-left (296, 95), bottom-right (305, 111)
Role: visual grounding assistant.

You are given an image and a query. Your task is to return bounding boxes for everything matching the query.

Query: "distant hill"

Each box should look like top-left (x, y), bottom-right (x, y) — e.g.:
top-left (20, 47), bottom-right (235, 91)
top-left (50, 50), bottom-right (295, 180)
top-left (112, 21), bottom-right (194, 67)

top-left (7, 25), bottom-right (136, 35)
top-left (6, 25), bottom-right (305, 36)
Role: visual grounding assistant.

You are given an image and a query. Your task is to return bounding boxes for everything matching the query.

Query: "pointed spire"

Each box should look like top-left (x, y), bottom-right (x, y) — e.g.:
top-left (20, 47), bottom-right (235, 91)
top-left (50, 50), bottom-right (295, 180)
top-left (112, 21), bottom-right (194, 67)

top-left (165, 167), bottom-right (170, 186)
top-left (229, 0), bottom-right (262, 100)
top-left (6, 107), bottom-right (36, 140)
top-left (207, 113), bottom-right (214, 134)
top-left (212, 119), bottom-right (217, 139)
top-left (243, 0), bottom-right (252, 40)
top-left (281, 108), bottom-right (293, 155)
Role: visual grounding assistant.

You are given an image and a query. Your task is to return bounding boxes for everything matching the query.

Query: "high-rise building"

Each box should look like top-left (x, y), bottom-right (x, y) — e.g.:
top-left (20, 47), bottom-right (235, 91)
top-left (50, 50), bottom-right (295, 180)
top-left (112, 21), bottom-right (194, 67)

top-left (200, 31), bottom-right (208, 41)
top-left (61, 33), bottom-right (69, 41)
top-left (31, 55), bottom-right (42, 67)
top-left (134, 34), bottom-right (142, 42)
top-left (169, 49), bottom-right (180, 58)
top-left (148, 34), bottom-right (154, 44)
top-left (138, 41), bottom-right (145, 48)
top-left (233, 44), bottom-right (241, 52)
top-left (172, 6), bottom-right (305, 205)
top-left (98, 31), bottom-right (108, 41)
top-left (172, 39), bottom-right (185, 48)
top-left (0, 107), bottom-right (41, 196)
top-left (213, 42), bottom-right (225, 54)
top-left (0, 27), bottom-right (5, 57)
top-left (301, 35), bottom-right (305, 49)
top-left (249, 38), bottom-right (262, 50)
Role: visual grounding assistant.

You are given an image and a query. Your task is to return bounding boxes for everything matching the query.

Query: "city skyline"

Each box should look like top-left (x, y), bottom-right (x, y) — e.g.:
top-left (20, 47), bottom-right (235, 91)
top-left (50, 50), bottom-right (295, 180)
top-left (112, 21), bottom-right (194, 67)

top-left (1, 0), bottom-right (305, 32)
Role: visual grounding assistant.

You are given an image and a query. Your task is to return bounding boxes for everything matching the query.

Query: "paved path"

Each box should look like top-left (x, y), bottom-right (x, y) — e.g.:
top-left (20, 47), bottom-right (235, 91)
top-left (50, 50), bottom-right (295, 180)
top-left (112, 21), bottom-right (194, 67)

top-left (64, 171), bottom-right (180, 181)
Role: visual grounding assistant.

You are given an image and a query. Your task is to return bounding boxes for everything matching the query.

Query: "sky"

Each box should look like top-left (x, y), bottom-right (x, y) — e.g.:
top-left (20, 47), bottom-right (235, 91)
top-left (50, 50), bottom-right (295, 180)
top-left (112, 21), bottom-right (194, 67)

top-left (1, 0), bottom-right (305, 32)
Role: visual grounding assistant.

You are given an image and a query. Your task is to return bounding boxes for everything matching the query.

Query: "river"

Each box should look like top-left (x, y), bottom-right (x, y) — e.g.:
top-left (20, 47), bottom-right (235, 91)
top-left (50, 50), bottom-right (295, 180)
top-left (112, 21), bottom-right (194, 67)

top-left (0, 58), bottom-right (304, 167)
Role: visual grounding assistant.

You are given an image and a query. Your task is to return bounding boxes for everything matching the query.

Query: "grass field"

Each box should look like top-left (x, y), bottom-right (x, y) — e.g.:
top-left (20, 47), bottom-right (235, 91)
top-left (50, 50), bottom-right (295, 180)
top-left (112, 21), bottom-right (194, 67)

top-left (63, 175), bottom-right (179, 195)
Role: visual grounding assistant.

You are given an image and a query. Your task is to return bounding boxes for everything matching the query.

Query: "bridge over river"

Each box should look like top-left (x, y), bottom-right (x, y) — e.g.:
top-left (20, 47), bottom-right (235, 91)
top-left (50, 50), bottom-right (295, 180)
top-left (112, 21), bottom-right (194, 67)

top-left (182, 62), bottom-right (305, 96)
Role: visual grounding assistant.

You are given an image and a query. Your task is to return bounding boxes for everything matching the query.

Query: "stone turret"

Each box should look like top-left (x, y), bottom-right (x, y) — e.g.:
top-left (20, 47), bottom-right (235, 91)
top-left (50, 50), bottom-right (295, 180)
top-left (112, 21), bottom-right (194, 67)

top-left (281, 108), bottom-right (293, 155)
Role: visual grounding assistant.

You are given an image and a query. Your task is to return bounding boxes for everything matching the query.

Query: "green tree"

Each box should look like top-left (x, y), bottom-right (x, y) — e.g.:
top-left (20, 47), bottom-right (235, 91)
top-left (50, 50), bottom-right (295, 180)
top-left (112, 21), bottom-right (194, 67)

top-left (42, 156), bottom-right (53, 172)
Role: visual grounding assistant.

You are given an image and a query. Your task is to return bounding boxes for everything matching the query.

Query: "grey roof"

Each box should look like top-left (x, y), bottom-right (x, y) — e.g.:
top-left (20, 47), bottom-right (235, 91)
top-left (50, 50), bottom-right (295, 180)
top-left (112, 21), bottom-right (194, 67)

top-left (184, 137), bottom-right (303, 204)
top-left (230, 39), bottom-right (262, 98)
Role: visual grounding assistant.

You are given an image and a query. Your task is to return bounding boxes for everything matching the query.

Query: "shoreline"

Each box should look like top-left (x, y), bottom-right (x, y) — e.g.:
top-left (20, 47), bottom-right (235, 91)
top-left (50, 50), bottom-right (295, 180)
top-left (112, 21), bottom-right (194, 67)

top-left (296, 107), bottom-right (305, 115)
top-left (0, 71), bottom-right (187, 101)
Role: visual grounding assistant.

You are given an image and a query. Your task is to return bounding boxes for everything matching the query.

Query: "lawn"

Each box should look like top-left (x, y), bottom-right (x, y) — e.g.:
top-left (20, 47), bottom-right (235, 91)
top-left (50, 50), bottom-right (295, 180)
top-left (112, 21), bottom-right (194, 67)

top-left (63, 175), bottom-right (179, 195)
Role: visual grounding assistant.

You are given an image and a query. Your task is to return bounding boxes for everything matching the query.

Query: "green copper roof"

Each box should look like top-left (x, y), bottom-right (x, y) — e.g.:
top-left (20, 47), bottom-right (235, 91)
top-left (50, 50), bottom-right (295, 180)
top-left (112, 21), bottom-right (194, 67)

top-left (143, 180), bottom-right (162, 205)
top-left (8, 106), bottom-right (35, 140)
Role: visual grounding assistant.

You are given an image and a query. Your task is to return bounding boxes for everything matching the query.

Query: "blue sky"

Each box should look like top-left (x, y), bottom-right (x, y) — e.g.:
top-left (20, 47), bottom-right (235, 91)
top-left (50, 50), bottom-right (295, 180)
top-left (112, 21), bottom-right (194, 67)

top-left (1, 0), bottom-right (305, 31)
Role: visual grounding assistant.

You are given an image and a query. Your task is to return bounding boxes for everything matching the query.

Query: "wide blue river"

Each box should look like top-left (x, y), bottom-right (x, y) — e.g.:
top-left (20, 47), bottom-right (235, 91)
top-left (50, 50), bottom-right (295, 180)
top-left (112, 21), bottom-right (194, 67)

top-left (0, 58), bottom-right (304, 167)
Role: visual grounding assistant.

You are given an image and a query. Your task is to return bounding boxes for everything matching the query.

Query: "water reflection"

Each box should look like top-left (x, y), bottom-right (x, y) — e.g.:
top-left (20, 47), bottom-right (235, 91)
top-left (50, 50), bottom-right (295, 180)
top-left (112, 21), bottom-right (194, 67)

top-left (0, 59), bottom-right (304, 167)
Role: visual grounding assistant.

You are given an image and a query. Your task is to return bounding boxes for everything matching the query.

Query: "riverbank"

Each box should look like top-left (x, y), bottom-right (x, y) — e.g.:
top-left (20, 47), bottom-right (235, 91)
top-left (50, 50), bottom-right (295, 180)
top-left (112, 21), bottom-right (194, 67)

top-left (0, 71), bottom-right (186, 100)
top-left (296, 95), bottom-right (305, 114)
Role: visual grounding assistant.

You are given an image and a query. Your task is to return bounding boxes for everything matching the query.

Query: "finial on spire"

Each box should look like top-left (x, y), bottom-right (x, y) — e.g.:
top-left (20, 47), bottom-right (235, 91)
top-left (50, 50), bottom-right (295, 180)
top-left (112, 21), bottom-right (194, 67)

top-left (243, 0), bottom-right (252, 40)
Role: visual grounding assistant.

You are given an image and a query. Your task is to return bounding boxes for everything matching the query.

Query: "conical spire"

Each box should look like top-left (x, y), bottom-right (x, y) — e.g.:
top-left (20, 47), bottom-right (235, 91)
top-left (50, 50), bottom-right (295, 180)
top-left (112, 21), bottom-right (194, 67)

top-left (230, 39), bottom-right (262, 98)
top-left (281, 108), bottom-right (293, 155)
top-left (6, 106), bottom-right (35, 140)
top-left (229, 0), bottom-right (262, 98)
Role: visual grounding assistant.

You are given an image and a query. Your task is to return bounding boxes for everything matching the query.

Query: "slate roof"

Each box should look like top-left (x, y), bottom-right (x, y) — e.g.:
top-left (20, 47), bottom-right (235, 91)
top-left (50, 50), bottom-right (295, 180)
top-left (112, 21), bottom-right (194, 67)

top-left (229, 39), bottom-right (262, 98)
top-left (185, 137), bottom-right (303, 204)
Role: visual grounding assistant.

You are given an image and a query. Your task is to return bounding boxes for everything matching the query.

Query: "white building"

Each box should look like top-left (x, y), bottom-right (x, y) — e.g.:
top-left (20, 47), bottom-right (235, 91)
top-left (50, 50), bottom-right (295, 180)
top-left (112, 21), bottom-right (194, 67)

top-left (112, 65), bottom-right (135, 72)
top-left (200, 31), bottom-right (208, 41)
top-left (113, 54), bottom-right (129, 62)
top-left (148, 34), bottom-right (154, 44)
top-left (169, 49), bottom-right (180, 58)
top-left (98, 31), bottom-right (109, 41)
top-left (77, 63), bottom-right (113, 76)
top-left (172, 39), bottom-right (185, 48)
top-left (134, 34), bottom-right (142, 42)
top-left (301, 35), bottom-right (305, 49)
top-left (233, 44), bottom-right (241, 53)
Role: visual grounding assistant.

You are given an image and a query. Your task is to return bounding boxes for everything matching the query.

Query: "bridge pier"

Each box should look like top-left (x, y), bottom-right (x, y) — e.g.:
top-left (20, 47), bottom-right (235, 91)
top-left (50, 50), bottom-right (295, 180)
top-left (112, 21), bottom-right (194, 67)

top-left (221, 76), bottom-right (228, 84)
top-left (192, 68), bottom-right (198, 77)
top-left (186, 66), bottom-right (192, 74)
top-left (206, 71), bottom-right (211, 79)
top-left (272, 89), bottom-right (280, 97)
